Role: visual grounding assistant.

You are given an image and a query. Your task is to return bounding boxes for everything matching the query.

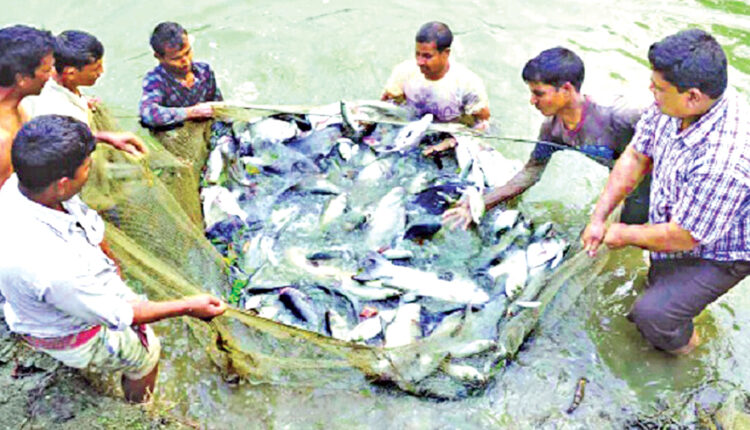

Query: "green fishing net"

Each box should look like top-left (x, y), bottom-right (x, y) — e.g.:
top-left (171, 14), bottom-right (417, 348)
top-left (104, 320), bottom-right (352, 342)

top-left (82, 103), bottom-right (609, 398)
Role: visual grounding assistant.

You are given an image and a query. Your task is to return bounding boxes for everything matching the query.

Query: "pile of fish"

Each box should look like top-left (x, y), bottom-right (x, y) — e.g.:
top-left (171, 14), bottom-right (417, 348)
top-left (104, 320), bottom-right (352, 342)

top-left (201, 100), bottom-right (569, 395)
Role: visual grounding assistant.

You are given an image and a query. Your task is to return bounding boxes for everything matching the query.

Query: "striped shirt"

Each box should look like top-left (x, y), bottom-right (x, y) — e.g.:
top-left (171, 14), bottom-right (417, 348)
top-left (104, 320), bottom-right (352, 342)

top-left (632, 88), bottom-right (750, 261)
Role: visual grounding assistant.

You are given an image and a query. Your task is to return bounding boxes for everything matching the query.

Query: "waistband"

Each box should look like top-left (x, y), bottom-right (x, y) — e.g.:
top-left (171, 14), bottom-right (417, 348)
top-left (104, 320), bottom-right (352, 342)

top-left (22, 325), bottom-right (102, 351)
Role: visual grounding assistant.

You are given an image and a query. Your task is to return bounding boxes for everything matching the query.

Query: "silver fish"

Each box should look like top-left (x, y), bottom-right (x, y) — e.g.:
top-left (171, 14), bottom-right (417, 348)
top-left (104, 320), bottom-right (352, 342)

top-left (366, 187), bottom-right (406, 250)
top-left (382, 113), bottom-right (433, 154)
top-left (353, 252), bottom-right (489, 304)
top-left (385, 303), bottom-right (422, 348)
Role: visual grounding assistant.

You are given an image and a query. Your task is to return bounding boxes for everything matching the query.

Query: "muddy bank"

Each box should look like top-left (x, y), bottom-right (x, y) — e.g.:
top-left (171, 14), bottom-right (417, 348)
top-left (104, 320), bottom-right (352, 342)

top-left (0, 317), bottom-right (188, 430)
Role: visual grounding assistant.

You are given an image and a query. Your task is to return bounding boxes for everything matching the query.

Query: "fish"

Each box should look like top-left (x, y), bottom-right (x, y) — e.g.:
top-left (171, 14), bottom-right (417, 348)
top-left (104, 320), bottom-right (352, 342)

top-left (447, 339), bottom-right (496, 359)
top-left (355, 158), bottom-right (393, 183)
top-left (487, 249), bottom-right (529, 299)
top-left (353, 252), bottom-right (489, 304)
top-left (340, 100), bottom-right (365, 138)
top-left (479, 209), bottom-right (521, 244)
top-left (338, 278), bottom-right (403, 301)
top-left (325, 309), bottom-right (350, 340)
top-left (380, 113), bottom-right (433, 154)
top-left (566, 377), bottom-right (588, 414)
top-left (201, 185), bottom-right (249, 231)
top-left (440, 361), bottom-right (487, 385)
top-left (384, 303), bottom-right (422, 348)
top-left (348, 316), bottom-right (384, 343)
top-left (366, 187), bottom-right (406, 250)
top-left (279, 287), bottom-right (319, 328)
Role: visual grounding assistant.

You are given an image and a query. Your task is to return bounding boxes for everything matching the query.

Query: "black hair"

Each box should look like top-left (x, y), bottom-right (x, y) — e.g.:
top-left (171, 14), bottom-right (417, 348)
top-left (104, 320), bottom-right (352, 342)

top-left (415, 21), bottom-right (453, 51)
top-left (0, 25), bottom-right (55, 87)
top-left (522, 47), bottom-right (585, 91)
top-left (150, 22), bottom-right (187, 56)
top-left (12, 115), bottom-right (96, 193)
top-left (648, 28), bottom-right (727, 99)
top-left (54, 30), bottom-right (104, 74)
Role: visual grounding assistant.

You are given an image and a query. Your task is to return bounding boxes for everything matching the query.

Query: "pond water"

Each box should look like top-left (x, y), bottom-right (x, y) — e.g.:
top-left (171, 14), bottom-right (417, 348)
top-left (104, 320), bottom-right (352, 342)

top-left (3, 0), bottom-right (750, 427)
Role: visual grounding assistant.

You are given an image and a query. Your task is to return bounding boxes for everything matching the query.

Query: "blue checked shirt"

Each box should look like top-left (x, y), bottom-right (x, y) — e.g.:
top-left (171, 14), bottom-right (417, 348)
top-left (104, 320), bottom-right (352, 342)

top-left (139, 62), bottom-right (222, 128)
top-left (632, 88), bottom-right (750, 261)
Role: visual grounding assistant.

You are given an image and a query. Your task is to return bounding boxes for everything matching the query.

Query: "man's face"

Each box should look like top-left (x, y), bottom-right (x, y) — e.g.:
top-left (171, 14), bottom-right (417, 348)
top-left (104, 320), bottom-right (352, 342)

top-left (649, 70), bottom-right (690, 118)
top-left (156, 34), bottom-right (193, 77)
top-left (527, 81), bottom-right (568, 117)
top-left (415, 41), bottom-right (449, 80)
top-left (72, 58), bottom-right (104, 87)
top-left (61, 155), bottom-right (92, 200)
top-left (20, 53), bottom-right (54, 96)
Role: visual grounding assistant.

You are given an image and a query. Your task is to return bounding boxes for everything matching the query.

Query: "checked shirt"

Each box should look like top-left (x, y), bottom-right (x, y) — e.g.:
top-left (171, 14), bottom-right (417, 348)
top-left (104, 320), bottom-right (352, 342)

top-left (632, 88), bottom-right (750, 261)
top-left (139, 61), bottom-right (223, 128)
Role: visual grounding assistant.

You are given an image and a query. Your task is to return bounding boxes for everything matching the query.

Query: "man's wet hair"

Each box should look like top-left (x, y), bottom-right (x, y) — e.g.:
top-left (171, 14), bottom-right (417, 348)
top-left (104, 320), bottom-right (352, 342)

top-left (54, 30), bottom-right (104, 74)
top-left (150, 22), bottom-right (187, 56)
top-left (415, 22), bottom-right (453, 52)
top-left (522, 47), bottom-right (585, 91)
top-left (648, 28), bottom-right (727, 99)
top-left (12, 115), bottom-right (96, 193)
top-left (0, 25), bottom-right (55, 87)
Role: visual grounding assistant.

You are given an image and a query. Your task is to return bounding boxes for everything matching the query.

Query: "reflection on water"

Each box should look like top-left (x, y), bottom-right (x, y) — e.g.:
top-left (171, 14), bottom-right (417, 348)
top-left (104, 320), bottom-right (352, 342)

top-left (3, 0), bottom-right (750, 427)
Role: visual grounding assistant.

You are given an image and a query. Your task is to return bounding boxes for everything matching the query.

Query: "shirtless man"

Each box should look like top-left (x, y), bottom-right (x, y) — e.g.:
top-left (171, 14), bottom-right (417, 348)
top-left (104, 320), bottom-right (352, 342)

top-left (0, 25), bottom-right (55, 189)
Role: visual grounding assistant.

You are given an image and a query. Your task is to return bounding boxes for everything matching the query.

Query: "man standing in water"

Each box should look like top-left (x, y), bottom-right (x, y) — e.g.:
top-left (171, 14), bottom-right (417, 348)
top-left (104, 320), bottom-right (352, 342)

top-left (381, 21), bottom-right (490, 155)
top-left (21, 29), bottom-right (147, 155)
top-left (0, 115), bottom-right (227, 402)
top-left (582, 29), bottom-right (750, 354)
top-left (0, 25), bottom-right (55, 189)
top-left (443, 47), bottom-right (649, 230)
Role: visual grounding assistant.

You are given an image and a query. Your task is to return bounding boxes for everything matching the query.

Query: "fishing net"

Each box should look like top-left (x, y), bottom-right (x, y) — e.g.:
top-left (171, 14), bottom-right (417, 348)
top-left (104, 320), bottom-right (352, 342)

top-left (82, 102), bottom-right (610, 398)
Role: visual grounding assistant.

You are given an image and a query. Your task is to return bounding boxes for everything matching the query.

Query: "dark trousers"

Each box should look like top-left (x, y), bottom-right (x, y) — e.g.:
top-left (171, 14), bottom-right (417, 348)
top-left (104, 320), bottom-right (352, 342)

top-left (628, 257), bottom-right (750, 351)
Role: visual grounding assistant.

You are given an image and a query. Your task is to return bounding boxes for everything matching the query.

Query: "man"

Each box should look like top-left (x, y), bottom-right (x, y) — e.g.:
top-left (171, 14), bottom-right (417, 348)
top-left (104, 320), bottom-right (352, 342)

top-left (443, 47), bottom-right (649, 230)
top-left (21, 30), bottom-right (147, 155)
top-left (381, 21), bottom-right (490, 155)
top-left (0, 115), bottom-right (227, 402)
top-left (139, 22), bottom-right (228, 137)
top-left (582, 29), bottom-right (750, 354)
top-left (0, 25), bottom-right (55, 189)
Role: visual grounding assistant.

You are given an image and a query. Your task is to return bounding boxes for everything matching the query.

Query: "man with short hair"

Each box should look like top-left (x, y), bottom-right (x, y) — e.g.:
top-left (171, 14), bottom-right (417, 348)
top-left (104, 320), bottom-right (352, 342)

top-left (0, 25), bottom-right (55, 189)
top-left (582, 29), bottom-right (750, 354)
top-left (443, 47), bottom-right (650, 230)
top-left (381, 21), bottom-right (490, 155)
top-left (139, 21), bottom-right (225, 131)
top-left (22, 30), bottom-right (147, 155)
top-left (0, 115), bottom-right (227, 402)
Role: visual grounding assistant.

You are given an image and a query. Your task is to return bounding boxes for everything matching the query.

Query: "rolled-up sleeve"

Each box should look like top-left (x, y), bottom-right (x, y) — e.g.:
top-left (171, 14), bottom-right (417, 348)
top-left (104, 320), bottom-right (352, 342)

top-left (43, 274), bottom-right (135, 331)
top-left (631, 105), bottom-right (661, 158)
top-left (672, 170), bottom-right (749, 244)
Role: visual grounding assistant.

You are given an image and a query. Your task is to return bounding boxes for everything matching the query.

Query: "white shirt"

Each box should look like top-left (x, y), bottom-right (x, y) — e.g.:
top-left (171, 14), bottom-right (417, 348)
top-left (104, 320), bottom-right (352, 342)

top-left (383, 60), bottom-right (489, 123)
top-left (21, 79), bottom-right (91, 125)
top-left (0, 175), bottom-right (136, 337)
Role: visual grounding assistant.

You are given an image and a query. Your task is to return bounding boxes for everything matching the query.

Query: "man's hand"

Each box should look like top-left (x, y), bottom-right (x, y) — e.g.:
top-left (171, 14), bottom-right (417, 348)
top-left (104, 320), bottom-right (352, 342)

top-left (442, 199), bottom-right (473, 231)
top-left (184, 294), bottom-right (227, 320)
top-left (87, 96), bottom-right (102, 112)
top-left (96, 131), bottom-right (148, 156)
top-left (582, 218), bottom-right (607, 257)
top-left (186, 103), bottom-right (215, 120)
top-left (422, 136), bottom-right (456, 157)
top-left (603, 223), bottom-right (630, 250)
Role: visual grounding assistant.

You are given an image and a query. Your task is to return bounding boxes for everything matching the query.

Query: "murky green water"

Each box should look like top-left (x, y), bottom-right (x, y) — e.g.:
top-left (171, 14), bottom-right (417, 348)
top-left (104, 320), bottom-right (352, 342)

top-left (3, 0), bottom-right (750, 427)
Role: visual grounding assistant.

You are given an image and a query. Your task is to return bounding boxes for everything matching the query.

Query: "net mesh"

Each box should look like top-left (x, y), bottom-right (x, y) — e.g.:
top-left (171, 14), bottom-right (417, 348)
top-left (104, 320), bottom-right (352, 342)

top-left (82, 103), bottom-right (609, 398)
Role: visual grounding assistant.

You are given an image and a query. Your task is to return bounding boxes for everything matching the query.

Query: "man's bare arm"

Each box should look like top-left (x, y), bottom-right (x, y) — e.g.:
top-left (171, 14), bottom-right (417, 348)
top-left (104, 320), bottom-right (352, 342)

top-left (603, 221), bottom-right (699, 252)
top-left (0, 131), bottom-right (13, 189)
top-left (582, 146), bottom-right (652, 256)
top-left (131, 294), bottom-right (227, 325)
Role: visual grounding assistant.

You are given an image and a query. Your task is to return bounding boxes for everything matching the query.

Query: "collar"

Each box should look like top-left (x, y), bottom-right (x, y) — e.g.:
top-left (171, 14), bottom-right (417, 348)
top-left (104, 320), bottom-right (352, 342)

top-left (2, 175), bottom-right (104, 245)
top-left (677, 88), bottom-right (733, 148)
top-left (44, 79), bottom-right (88, 110)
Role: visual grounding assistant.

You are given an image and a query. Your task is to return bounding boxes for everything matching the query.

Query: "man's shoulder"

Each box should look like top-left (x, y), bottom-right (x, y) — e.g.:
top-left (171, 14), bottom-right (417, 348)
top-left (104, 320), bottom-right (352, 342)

top-left (193, 61), bottom-right (216, 79)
